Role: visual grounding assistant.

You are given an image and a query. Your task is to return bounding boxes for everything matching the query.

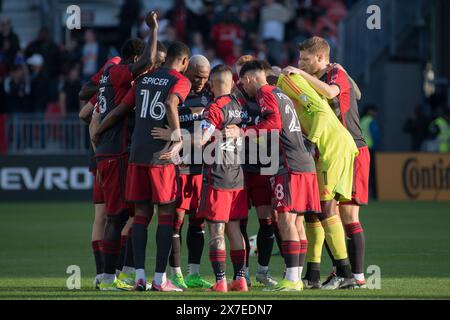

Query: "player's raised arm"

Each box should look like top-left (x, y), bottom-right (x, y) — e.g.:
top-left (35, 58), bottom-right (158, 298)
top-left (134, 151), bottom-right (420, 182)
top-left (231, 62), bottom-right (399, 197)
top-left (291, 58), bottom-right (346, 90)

top-left (129, 11), bottom-right (158, 77)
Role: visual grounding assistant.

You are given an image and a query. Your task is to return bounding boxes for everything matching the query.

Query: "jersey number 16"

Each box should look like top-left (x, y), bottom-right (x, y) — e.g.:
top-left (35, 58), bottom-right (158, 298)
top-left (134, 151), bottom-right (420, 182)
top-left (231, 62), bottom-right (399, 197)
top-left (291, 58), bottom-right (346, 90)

top-left (139, 89), bottom-right (166, 120)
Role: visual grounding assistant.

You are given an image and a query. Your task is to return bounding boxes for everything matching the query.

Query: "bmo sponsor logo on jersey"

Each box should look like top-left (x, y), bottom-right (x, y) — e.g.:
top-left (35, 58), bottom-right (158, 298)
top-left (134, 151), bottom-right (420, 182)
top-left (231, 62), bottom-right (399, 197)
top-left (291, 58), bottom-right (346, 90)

top-left (0, 167), bottom-right (92, 191)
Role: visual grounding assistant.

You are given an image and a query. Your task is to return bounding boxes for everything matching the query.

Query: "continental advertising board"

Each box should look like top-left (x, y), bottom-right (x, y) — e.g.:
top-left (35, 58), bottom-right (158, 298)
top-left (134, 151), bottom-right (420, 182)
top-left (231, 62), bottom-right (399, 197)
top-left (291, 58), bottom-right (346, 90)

top-left (376, 153), bottom-right (450, 201)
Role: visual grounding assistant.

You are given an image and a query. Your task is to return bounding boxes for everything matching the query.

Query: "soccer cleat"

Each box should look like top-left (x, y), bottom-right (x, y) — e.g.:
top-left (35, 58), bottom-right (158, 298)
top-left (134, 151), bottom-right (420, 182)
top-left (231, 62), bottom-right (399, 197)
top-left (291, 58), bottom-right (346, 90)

top-left (302, 278), bottom-right (321, 289)
top-left (321, 275), bottom-right (356, 290)
top-left (228, 278), bottom-right (248, 292)
top-left (170, 274), bottom-right (188, 290)
top-left (185, 273), bottom-right (213, 289)
top-left (255, 272), bottom-right (278, 287)
top-left (93, 274), bottom-right (103, 290)
top-left (118, 271), bottom-right (135, 286)
top-left (151, 280), bottom-right (184, 292)
top-left (321, 271), bottom-right (337, 286)
top-left (352, 279), bottom-right (367, 289)
top-left (264, 279), bottom-right (303, 292)
top-left (207, 279), bottom-right (228, 292)
top-left (99, 279), bottom-right (133, 291)
top-left (245, 268), bottom-right (252, 287)
top-left (134, 278), bottom-right (147, 292)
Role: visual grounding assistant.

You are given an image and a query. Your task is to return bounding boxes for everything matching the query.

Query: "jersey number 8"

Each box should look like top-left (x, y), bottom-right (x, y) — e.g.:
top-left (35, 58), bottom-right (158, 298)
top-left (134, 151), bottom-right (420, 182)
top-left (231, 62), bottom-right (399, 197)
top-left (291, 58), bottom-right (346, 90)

top-left (140, 89), bottom-right (166, 120)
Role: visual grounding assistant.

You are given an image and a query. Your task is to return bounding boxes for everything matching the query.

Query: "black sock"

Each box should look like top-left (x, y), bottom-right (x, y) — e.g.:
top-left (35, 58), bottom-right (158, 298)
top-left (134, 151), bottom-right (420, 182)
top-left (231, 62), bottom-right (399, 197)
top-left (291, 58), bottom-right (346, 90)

top-left (257, 218), bottom-right (274, 267)
top-left (169, 218), bottom-right (183, 268)
top-left (210, 249), bottom-right (226, 281)
top-left (299, 240), bottom-right (308, 269)
top-left (272, 221), bottom-right (284, 258)
top-left (230, 249), bottom-right (246, 280)
top-left (102, 212), bottom-right (128, 275)
top-left (305, 262), bottom-right (321, 283)
top-left (155, 214), bottom-right (173, 273)
top-left (345, 223), bottom-right (365, 274)
top-left (132, 215), bottom-right (149, 270)
top-left (335, 258), bottom-right (353, 279)
top-left (123, 230), bottom-right (134, 268)
top-left (116, 235), bottom-right (128, 272)
top-left (91, 240), bottom-right (103, 275)
top-left (240, 219), bottom-right (250, 268)
top-left (187, 216), bottom-right (205, 265)
top-left (324, 239), bottom-right (337, 269)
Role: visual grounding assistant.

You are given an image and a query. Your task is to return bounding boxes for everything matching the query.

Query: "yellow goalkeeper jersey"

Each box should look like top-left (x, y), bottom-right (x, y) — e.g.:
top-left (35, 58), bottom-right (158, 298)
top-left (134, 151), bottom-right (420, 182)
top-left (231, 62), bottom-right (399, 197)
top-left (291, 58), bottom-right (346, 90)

top-left (277, 73), bottom-right (359, 164)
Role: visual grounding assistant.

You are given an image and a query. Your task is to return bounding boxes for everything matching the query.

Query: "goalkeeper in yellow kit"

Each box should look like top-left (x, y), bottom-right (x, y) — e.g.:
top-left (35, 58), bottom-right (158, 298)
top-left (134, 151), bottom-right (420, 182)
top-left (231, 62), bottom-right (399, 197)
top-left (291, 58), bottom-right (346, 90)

top-left (277, 54), bottom-right (359, 289)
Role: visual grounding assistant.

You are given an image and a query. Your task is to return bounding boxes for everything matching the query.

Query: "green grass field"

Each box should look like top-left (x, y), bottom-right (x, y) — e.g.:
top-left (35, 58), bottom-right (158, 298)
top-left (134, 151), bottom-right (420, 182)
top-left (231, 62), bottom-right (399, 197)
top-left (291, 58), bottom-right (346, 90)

top-left (1, 201), bottom-right (450, 300)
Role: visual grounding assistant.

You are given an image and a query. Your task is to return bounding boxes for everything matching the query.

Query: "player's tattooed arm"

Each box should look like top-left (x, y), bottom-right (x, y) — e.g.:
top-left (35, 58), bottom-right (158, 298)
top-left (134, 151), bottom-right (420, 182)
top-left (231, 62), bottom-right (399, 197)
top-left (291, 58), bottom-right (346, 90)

top-left (79, 101), bottom-right (95, 124)
top-left (78, 80), bottom-right (98, 101)
top-left (208, 223), bottom-right (226, 251)
top-left (91, 103), bottom-right (131, 146)
top-left (129, 11), bottom-right (158, 77)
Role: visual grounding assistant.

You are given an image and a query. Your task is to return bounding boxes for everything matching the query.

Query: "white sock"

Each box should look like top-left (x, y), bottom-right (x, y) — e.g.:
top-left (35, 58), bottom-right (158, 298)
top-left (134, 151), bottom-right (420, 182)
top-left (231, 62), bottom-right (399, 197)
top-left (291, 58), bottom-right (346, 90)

top-left (245, 267), bottom-right (250, 276)
top-left (285, 267), bottom-right (299, 282)
top-left (298, 266), bottom-right (303, 279)
top-left (122, 266), bottom-right (135, 275)
top-left (257, 264), bottom-right (269, 274)
top-left (154, 272), bottom-right (167, 286)
top-left (135, 268), bottom-right (146, 282)
top-left (188, 264), bottom-right (200, 275)
top-left (95, 273), bottom-right (104, 280)
top-left (171, 267), bottom-right (182, 276)
top-left (103, 273), bottom-right (115, 283)
top-left (115, 269), bottom-right (121, 277)
top-left (353, 273), bottom-right (365, 281)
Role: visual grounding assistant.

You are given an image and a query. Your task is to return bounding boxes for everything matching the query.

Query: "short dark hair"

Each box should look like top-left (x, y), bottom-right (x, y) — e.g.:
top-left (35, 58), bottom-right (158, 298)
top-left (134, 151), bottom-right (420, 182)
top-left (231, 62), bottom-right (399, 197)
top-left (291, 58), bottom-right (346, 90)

top-left (210, 64), bottom-right (233, 76)
top-left (258, 60), bottom-right (272, 72)
top-left (167, 41), bottom-right (191, 60)
top-left (120, 38), bottom-right (145, 60)
top-left (239, 60), bottom-right (265, 78)
top-left (157, 41), bottom-right (167, 54)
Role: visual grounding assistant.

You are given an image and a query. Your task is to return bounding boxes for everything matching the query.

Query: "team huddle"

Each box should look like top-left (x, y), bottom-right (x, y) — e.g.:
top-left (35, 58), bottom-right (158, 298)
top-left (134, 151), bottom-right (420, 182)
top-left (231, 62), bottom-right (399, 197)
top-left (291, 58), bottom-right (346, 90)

top-left (79, 12), bottom-right (369, 293)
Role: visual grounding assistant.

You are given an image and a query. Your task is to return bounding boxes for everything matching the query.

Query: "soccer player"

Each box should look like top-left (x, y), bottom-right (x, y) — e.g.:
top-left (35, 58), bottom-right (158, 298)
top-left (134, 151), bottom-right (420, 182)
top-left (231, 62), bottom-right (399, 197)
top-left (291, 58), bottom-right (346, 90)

top-left (227, 60), bottom-right (320, 291)
top-left (94, 41), bottom-right (192, 292)
top-left (283, 37), bottom-right (369, 288)
top-left (90, 11), bottom-right (159, 291)
top-left (196, 65), bottom-right (249, 292)
top-left (151, 55), bottom-right (213, 289)
top-left (79, 56), bottom-right (122, 289)
top-left (278, 63), bottom-right (359, 290)
top-left (232, 56), bottom-right (279, 287)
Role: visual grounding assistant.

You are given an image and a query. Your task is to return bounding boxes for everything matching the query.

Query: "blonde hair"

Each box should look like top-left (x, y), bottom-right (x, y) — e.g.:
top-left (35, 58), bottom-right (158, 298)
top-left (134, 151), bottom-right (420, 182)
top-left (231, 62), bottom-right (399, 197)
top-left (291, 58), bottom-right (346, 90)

top-left (298, 36), bottom-right (330, 59)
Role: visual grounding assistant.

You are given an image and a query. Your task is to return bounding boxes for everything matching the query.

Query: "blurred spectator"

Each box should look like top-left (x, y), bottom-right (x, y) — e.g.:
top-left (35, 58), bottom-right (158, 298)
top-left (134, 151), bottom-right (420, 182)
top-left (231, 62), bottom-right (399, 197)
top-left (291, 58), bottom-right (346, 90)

top-left (190, 31), bottom-right (206, 56)
top-left (237, 4), bottom-right (260, 52)
top-left (205, 47), bottom-right (224, 69)
top-left (0, 18), bottom-right (20, 67)
top-left (428, 109), bottom-right (450, 153)
top-left (195, 0), bottom-right (216, 44)
top-left (211, 7), bottom-right (244, 62)
top-left (59, 39), bottom-right (81, 76)
top-left (259, 0), bottom-right (294, 66)
top-left (59, 65), bottom-right (82, 117)
top-left (25, 27), bottom-right (60, 79)
top-left (27, 54), bottom-right (50, 113)
top-left (81, 29), bottom-right (104, 82)
top-left (0, 63), bottom-right (6, 154)
top-left (225, 42), bottom-right (243, 66)
top-left (166, 0), bottom-right (199, 43)
top-left (3, 64), bottom-right (30, 113)
top-left (403, 105), bottom-right (430, 151)
top-left (322, 26), bottom-right (337, 60)
top-left (118, 0), bottom-right (142, 49)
